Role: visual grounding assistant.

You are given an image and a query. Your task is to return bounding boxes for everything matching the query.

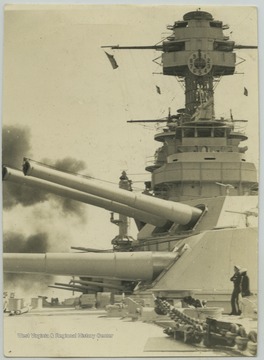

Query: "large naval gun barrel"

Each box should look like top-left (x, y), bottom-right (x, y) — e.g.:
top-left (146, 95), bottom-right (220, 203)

top-left (2, 166), bottom-right (166, 227)
top-left (3, 252), bottom-right (177, 281)
top-left (23, 159), bottom-right (202, 225)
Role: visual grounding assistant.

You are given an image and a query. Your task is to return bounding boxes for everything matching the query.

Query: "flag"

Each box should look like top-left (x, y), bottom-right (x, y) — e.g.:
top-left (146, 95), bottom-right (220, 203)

top-left (104, 52), bottom-right (118, 69)
top-left (244, 87), bottom-right (248, 96)
top-left (156, 85), bottom-right (161, 94)
top-left (230, 109), bottom-right (234, 121)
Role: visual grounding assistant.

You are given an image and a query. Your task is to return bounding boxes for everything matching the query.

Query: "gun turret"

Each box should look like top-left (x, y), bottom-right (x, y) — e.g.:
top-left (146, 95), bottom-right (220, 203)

top-left (3, 252), bottom-right (177, 281)
top-left (2, 166), bottom-right (166, 227)
top-left (23, 159), bottom-right (202, 226)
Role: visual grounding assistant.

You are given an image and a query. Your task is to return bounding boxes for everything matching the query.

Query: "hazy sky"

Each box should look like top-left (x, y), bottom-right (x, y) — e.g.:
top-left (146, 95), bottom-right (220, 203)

top-left (2, 4), bottom-right (260, 296)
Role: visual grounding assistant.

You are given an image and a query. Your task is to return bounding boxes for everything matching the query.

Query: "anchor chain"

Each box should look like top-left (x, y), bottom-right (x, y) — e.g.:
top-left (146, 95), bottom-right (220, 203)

top-left (154, 297), bottom-right (204, 343)
top-left (154, 296), bottom-right (257, 351)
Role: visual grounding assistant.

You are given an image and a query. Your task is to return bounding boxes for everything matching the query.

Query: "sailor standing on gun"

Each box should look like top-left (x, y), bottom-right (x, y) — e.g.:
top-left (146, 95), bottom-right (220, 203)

top-left (229, 265), bottom-right (242, 315)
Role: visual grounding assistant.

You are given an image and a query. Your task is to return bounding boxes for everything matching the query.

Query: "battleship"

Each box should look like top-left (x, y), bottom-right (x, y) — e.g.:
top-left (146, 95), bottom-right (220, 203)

top-left (2, 5), bottom-right (259, 357)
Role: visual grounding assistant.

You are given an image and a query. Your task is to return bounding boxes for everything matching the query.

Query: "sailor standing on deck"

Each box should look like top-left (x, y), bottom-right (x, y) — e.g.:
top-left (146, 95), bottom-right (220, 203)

top-left (229, 265), bottom-right (242, 315)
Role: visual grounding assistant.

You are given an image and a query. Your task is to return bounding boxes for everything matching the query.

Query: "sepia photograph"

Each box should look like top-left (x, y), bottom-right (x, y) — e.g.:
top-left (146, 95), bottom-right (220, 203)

top-left (2, 2), bottom-right (260, 357)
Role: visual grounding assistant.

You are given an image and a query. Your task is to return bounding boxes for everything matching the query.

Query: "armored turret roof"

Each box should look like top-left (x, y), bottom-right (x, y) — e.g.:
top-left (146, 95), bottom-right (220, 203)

top-left (183, 11), bottom-right (213, 21)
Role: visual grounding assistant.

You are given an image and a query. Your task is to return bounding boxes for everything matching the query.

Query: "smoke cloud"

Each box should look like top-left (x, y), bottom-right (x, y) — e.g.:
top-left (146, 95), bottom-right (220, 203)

top-left (2, 125), bottom-right (48, 209)
top-left (2, 125), bottom-right (31, 168)
top-left (3, 232), bottom-right (49, 253)
top-left (50, 157), bottom-right (87, 217)
top-left (53, 157), bottom-right (87, 174)
top-left (3, 232), bottom-right (54, 294)
top-left (2, 125), bottom-right (87, 217)
top-left (3, 125), bottom-right (90, 295)
top-left (3, 182), bottom-right (48, 209)
top-left (4, 273), bottom-right (54, 295)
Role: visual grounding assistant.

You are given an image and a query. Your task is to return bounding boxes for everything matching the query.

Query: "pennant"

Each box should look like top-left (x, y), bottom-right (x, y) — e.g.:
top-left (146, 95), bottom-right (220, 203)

top-left (230, 109), bottom-right (234, 121)
top-left (156, 85), bottom-right (161, 94)
top-left (244, 87), bottom-right (248, 96)
top-left (104, 52), bottom-right (118, 69)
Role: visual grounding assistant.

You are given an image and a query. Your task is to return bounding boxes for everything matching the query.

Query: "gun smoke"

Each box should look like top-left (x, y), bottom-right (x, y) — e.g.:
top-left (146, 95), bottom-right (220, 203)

top-left (50, 157), bottom-right (87, 217)
top-left (2, 126), bottom-right (48, 208)
top-left (3, 125), bottom-right (90, 295)
top-left (3, 125), bottom-right (87, 217)
top-left (3, 232), bottom-right (49, 253)
top-left (3, 232), bottom-right (53, 294)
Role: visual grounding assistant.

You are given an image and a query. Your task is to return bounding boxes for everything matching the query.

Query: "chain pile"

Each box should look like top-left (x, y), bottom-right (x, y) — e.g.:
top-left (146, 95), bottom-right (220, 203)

top-left (154, 296), bottom-right (257, 352)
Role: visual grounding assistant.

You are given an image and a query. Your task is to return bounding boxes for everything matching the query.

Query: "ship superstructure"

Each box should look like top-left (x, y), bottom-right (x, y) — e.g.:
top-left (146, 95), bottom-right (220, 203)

top-left (147, 11), bottom-right (257, 202)
top-left (108, 10), bottom-right (257, 201)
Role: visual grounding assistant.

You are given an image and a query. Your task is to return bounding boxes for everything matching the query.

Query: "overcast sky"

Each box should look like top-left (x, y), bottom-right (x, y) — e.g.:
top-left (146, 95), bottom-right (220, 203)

top-left (2, 4), bottom-right (260, 296)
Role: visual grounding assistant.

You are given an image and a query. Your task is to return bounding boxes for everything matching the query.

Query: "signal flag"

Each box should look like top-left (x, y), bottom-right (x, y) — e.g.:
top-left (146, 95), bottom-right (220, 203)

top-left (104, 52), bottom-right (118, 69)
top-left (156, 85), bottom-right (161, 94)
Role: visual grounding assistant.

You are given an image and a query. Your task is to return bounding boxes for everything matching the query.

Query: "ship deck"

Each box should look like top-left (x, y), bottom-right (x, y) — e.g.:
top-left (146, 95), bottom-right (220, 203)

top-left (4, 307), bottom-right (257, 357)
